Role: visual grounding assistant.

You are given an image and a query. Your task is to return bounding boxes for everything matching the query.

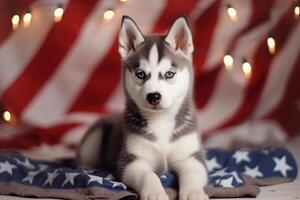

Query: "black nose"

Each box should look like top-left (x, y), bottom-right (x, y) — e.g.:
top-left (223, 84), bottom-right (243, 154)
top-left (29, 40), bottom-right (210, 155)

top-left (146, 92), bottom-right (161, 106)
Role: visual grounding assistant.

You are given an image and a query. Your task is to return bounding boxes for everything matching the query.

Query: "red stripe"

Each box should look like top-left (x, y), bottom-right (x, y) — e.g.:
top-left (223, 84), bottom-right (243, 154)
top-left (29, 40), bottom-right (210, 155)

top-left (210, 4), bottom-right (296, 132)
top-left (192, 0), bottom-right (221, 109)
top-left (152, 0), bottom-right (200, 33)
top-left (265, 52), bottom-right (300, 137)
top-left (0, 123), bottom-right (80, 149)
top-left (203, 4), bottom-right (297, 140)
top-left (193, 0), bottom-right (221, 75)
top-left (228, 0), bottom-right (274, 51)
top-left (67, 38), bottom-right (121, 113)
top-left (0, 0), bottom-right (35, 45)
top-left (68, 0), bottom-right (200, 113)
top-left (0, 0), bottom-right (98, 118)
top-left (195, 0), bottom-right (274, 110)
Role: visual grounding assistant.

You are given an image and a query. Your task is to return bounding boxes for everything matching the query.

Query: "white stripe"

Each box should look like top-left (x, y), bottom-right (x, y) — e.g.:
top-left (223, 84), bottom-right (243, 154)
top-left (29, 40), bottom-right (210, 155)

top-left (189, 0), bottom-right (217, 23)
top-left (60, 124), bottom-right (91, 145)
top-left (203, 0), bottom-right (252, 71)
top-left (254, 23), bottom-right (300, 118)
top-left (104, 83), bottom-right (125, 112)
top-left (22, 0), bottom-right (167, 126)
top-left (21, 143), bottom-right (76, 160)
top-left (0, 0), bottom-right (65, 96)
top-left (0, 124), bottom-right (29, 140)
top-left (46, 112), bottom-right (100, 126)
top-left (204, 120), bottom-right (286, 148)
top-left (197, 0), bottom-right (290, 132)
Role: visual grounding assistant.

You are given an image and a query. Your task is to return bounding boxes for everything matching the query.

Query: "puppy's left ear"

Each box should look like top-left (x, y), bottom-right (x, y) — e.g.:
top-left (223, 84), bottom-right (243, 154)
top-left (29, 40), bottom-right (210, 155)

top-left (165, 17), bottom-right (194, 56)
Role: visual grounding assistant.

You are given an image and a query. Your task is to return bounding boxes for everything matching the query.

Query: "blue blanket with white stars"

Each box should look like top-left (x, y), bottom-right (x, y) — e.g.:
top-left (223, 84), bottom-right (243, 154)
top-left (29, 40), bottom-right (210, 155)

top-left (0, 147), bottom-right (297, 200)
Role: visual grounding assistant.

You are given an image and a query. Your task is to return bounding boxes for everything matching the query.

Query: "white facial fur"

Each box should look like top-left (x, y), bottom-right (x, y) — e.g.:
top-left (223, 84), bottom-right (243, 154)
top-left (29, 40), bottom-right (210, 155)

top-left (125, 44), bottom-right (190, 112)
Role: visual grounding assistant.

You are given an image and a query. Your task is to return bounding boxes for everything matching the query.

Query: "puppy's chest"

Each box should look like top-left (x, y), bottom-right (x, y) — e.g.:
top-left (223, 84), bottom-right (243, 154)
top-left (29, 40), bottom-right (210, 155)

top-left (146, 118), bottom-right (175, 173)
top-left (149, 116), bottom-right (174, 146)
top-left (126, 116), bottom-right (200, 174)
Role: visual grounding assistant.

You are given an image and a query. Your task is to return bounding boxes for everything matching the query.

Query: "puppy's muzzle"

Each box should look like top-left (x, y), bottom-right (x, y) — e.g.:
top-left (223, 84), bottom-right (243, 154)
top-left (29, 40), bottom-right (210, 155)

top-left (146, 92), bottom-right (161, 106)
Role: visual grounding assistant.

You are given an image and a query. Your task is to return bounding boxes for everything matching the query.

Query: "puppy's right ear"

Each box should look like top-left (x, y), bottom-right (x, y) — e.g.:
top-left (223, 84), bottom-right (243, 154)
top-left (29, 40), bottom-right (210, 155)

top-left (119, 16), bottom-right (144, 58)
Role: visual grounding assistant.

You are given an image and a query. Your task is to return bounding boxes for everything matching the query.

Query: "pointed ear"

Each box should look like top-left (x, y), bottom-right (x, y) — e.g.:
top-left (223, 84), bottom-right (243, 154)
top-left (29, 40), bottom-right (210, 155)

top-left (165, 17), bottom-right (194, 56)
top-left (119, 16), bottom-right (145, 58)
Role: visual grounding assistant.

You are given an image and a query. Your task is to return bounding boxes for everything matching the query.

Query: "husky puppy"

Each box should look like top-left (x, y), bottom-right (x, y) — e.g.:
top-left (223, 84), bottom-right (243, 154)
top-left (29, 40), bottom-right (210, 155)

top-left (77, 16), bottom-right (208, 200)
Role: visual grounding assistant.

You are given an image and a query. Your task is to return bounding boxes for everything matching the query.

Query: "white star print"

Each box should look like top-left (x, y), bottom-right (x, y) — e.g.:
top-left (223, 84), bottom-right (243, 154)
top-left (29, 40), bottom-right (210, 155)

top-left (87, 174), bottom-right (103, 185)
top-left (0, 161), bottom-right (17, 175)
top-left (160, 175), bottom-right (167, 180)
top-left (44, 171), bottom-right (59, 186)
top-left (211, 168), bottom-right (243, 184)
top-left (273, 156), bottom-right (292, 177)
top-left (206, 157), bottom-right (221, 172)
top-left (244, 165), bottom-right (263, 178)
top-left (104, 173), bottom-right (115, 181)
top-left (262, 150), bottom-right (269, 155)
top-left (62, 173), bottom-right (79, 187)
top-left (80, 169), bottom-right (90, 174)
top-left (14, 158), bottom-right (35, 170)
top-left (110, 180), bottom-right (127, 190)
top-left (218, 177), bottom-right (234, 188)
top-left (22, 171), bottom-right (39, 184)
top-left (38, 164), bottom-right (48, 171)
top-left (233, 151), bottom-right (251, 163)
top-left (210, 168), bottom-right (228, 177)
top-left (229, 171), bottom-right (243, 183)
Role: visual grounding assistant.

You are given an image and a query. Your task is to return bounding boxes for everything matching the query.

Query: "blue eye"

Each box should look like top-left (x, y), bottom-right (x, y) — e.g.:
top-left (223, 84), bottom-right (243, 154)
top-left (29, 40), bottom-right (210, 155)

top-left (135, 69), bottom-right (146, 80)
top-left (164, 71), bottom-right (176, 79)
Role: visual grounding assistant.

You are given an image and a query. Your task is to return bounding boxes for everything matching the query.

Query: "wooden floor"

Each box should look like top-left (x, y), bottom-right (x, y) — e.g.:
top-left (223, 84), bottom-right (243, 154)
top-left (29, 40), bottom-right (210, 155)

top-left (1, 136), bottom-right (299, 200)
top-left (1, 180), bottom-right (299, 200)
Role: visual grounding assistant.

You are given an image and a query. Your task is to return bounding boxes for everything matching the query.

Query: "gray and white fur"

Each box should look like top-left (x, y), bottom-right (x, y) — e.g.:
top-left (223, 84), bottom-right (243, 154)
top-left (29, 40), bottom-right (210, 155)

top-left (77, 16), bottom-right (208, 200)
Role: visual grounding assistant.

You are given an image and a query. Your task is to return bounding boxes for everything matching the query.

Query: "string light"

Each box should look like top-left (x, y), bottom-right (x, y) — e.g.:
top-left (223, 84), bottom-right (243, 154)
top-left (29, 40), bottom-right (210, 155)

top-left (103, 9), bottom-right (115, 20)
top-left (2, 111), bottom-right (11, 122)
top-left (227, 5), bottom-right (238, 21)
top-left (54, 4), bottom-right (64, 22)
top-left (11, 14), bottom-right (20, 30)
top-left (267, 36), bottom-right (276, 54)
top-left (295, 5), bottom-right (300, 19)
top-left (120, 0), bottom-right (127, 2)
top-left (242, 59), bottom-right (252, 78)
top-left (23, 10), bottom-right (32, 27)
top-left (223, 54), bottom-right (234, 70)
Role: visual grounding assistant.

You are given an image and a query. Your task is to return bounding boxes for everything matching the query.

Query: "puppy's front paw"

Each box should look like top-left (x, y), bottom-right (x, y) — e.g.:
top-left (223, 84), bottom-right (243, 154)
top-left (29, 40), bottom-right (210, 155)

top-left (140, 188), bottom-right (169, 200)
top-left (179, 188), bottom-right (208, 200)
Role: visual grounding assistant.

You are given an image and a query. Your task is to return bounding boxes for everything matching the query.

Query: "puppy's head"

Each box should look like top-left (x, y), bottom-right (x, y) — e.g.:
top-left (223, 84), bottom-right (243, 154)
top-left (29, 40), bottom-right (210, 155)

top-left (119, 16), bottom-right (194, 112)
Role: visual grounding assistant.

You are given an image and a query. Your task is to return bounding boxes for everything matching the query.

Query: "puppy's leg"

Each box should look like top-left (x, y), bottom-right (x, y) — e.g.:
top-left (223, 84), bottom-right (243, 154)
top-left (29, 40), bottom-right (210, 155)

top-left (174, 158), bottom-right (208, 200)
top-left (77, 127), bottom-right (103, 169)
top-left (122, 160), bottom-right (169, 200)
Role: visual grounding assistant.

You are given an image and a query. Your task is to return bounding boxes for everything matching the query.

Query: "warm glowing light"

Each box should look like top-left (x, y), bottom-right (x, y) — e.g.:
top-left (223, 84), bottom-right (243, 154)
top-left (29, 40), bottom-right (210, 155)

top-left (295, 5), bottom-right (300, 19)
top-left (242, 60), bottom-right (252, 78)
top-left (2, 111), bottom-right (11, 122)
top-left (23, 11), bottom-right (32, 27)
top-left (227, 5), bottom-right (238, 21)
top-left (120, 0), bottom-right (127, 2)
top-left (267, 37), bottom-right (276, 54)
top-left (11, 14), bottom-right (20, 30)
top-left (54, 5), bottom-right (64, 22)
top-left (103, 9), bottom-right (115, 20)
top-left (223, 54), bottom-right (234, 70)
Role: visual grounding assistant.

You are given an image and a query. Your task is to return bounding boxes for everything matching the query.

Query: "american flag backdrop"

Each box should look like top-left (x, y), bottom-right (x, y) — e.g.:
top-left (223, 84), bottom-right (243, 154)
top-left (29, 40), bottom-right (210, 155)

top-left (0, 0), bottom-right (299, 152)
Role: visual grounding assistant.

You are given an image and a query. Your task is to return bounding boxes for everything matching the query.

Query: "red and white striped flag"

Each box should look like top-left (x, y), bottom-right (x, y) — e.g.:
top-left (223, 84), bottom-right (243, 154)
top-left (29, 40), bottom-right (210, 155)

top-left (0, 0), bottom-right (299, 151)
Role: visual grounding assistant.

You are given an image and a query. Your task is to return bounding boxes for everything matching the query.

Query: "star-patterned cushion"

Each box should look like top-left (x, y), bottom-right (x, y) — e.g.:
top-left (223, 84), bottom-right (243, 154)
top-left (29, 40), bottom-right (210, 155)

top-left (0, 147), bottom-right (298, 199)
